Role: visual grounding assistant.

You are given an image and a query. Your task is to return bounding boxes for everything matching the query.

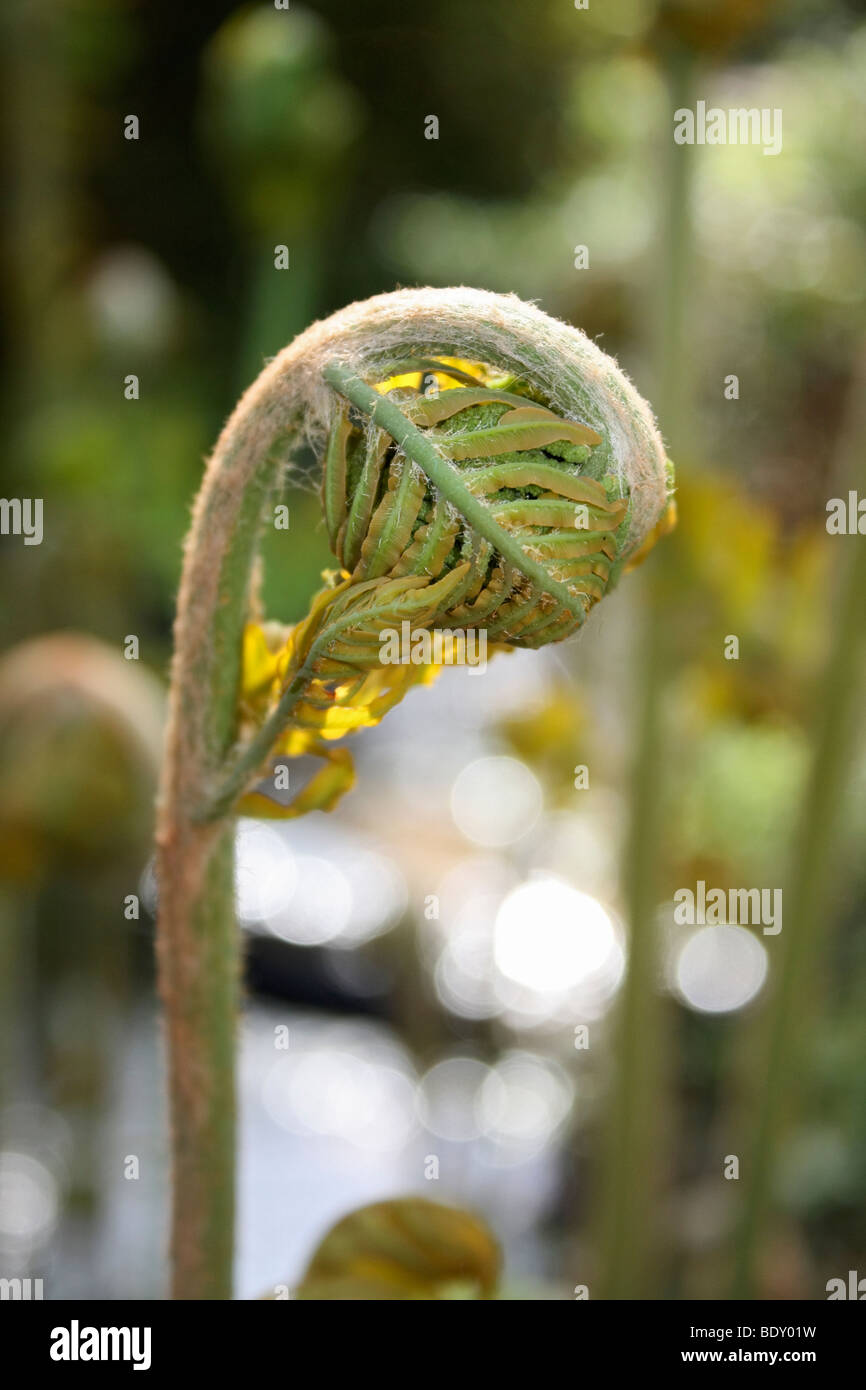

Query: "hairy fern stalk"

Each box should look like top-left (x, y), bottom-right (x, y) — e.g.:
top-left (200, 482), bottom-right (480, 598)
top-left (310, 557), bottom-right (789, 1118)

top-left (155, 288), bottom-right (674, 1297)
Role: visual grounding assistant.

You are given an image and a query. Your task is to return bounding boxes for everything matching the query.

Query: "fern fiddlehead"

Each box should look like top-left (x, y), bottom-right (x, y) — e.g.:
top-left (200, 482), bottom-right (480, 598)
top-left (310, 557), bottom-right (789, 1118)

top-left (155, 287), bottom-right (674, 1297)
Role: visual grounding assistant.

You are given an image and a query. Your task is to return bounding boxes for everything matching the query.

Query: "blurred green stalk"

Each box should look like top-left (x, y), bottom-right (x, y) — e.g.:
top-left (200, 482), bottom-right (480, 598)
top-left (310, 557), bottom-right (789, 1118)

top-left (596, 45), bottom-right (695, 1299)
top-left (596, 592), bottom-right (668, 1297)
top-left (732, 352), bottom-right (866, 1298)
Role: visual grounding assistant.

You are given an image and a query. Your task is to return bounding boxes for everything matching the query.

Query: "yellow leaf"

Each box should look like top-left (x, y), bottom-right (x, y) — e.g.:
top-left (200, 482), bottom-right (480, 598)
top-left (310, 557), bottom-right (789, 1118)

top-left (373, 356), bottom-right (498, 395)
top-left (239, 623), bottom-right (281, 707)
top-left (237, 742), bottom-right (355, 819)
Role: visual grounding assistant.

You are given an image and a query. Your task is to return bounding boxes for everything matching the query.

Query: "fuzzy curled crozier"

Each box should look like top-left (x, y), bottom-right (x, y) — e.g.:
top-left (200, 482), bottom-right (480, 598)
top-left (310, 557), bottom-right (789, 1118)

top-left (241, 286), bottom-right (671, 553)
top-left (165, 286), bottom-right (675, 824)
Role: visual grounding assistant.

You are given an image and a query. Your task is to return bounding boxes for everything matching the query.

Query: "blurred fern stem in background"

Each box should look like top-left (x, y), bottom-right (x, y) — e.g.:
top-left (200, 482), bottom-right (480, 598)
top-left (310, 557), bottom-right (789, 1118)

top-left (732, 348), bottom-right (866, 1297)
top-left (156, 288), bottom-right (673, 1299)
top-left (595, 39), bottom-right (697, 1302)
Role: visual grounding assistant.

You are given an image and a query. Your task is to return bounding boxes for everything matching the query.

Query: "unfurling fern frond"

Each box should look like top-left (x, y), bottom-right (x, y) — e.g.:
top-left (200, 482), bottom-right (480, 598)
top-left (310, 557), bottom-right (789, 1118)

top-left (156, 286), bottom-right (677, 1298)
top-left (225, 295), bottom-right (674, 817)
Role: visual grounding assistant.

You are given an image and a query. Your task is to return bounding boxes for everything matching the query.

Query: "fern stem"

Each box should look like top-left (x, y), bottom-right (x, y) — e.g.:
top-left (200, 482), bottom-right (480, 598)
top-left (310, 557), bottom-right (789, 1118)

top-left (731, 354), bottom-right (866, 1297)
top-left (594, 43), bottom-right (695, 1299)
top-left (154, 824), bottom-right (237, 1298)
top-left (155, 411), bottom-right (280, 1298)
